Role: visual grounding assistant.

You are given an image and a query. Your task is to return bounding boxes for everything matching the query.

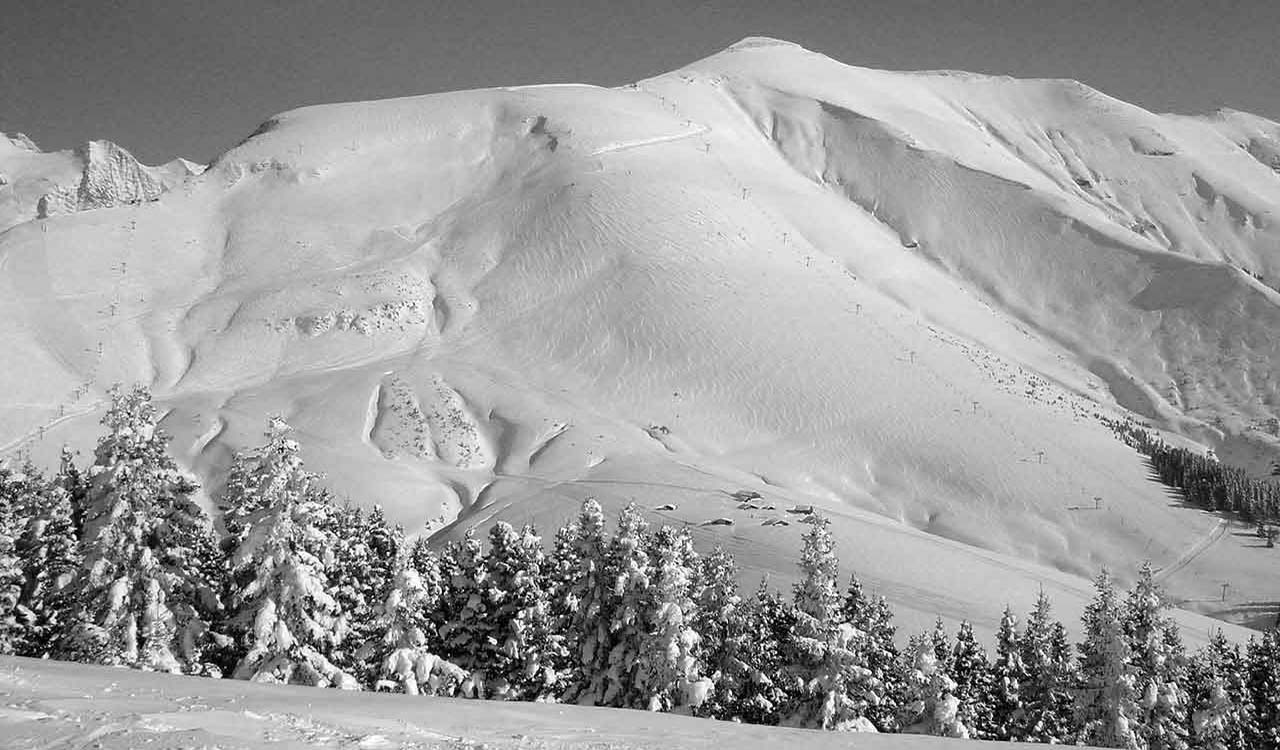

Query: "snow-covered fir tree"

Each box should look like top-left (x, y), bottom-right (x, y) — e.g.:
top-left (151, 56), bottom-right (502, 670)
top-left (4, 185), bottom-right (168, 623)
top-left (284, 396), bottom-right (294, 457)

top-left (552, 498), bottom-right (610, 703)
top-left (778, 515), bottom-right (877, 731)
top-left (1076, 569), bottom-right (1141, 749)
top-left (223, 417), bottom-right (357, 688)
top-left (1246, 629), bottom-right (1280, 750)
top-left (56, 385), bottom-right (222, 673)
top-left (839, 574), bottom-right (900, 732)
top-left (436, 527), bottom-right (490, 696)
top-left (693, 547), bottom-right (751, 719)
top-left (317, 503), bottom-right (401, 681)
top-left (0, 462), bottom-right (25, 654)
top-left (636, 525), bottom-right (710, 712)
top-left (595, 503), bottom-right (653, 707)
top-left (950, 620), bottom-right (993, 739)
top-left (730, 578), bottom-right (791, 725)
top-left (1019, 591), bottom-right (1078, 744)
top-left (480, 521), bottom-right (557, 700)
top-left (370, 558), bottom-right (465, 695)
top-left (897, 634), bottom-right (970, 738)
top-left (986, 605), bottom-right (1027, 740)
top-left (1187, 630), bottom-right (1252, 750)
top-left (0, 460), bottom-right (82, 657)
top-left (1122, 562), bottom-right (1189, 750)
top-left (931, 617), bottom-right (953, 675)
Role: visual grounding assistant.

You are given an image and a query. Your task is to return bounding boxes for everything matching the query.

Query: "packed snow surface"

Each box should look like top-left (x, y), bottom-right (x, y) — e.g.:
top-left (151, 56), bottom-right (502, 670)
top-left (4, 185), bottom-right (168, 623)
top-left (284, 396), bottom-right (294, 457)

top-left (2, 37), bottom-right (1279, 641)
top-left (0, 656), bottom-right (1097, 749)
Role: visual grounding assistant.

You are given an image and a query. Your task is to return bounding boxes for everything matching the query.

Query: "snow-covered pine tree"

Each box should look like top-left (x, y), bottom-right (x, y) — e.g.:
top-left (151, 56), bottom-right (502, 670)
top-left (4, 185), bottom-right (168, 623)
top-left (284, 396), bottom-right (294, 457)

top-left (370, 557), bottom-right (465, 695)
top-left (897, 634), bottom-right (970, 738)
top-left (555, 498), bottom-right (610, 703)
top-left (1019, 591), bottom-right (1078, 744)
top-left (778, 514), bottom-right (877, 731)
top-left (950, 620), bottom-right (993, 739)
top-left (693, 547), bottom-right (749, 719)
top-left (987, 606), bottom-right (1027, 740)
top-left (1187, 630), bottom-right (1251, 750)
top-left (931, 617), bottom-right (953, 675)
top-left (730, 578), bottom-right (791, 725)
top-left (1246, 629), bottom-right (1280, 750)
top-left (223, 417), bottom-right (357, 689)
top-left (0, 462), bottom-right (26, 655)
top-left (317, 503), bottom-right (401, 681)
top-left (636, 525), bottom-right (710, 712)
top-left (1076, 569), bottom-right (1141, 749)
top-left (435, 527), bottom-right (490, 695)
top-left (12, 467), bottom-right (80, 657)
top-left (840, 574), bottom-right (900, 732)
top-left (595, 503), bottom-right (652, 707)
top-left (57, 446), bottom-right (89, 540)
top-left (481, 521), bottom-right (557, 700)
top-left (1122, 562), bottom-right (1189, 750)
top-left (57, 385), bottom-right (221, 673)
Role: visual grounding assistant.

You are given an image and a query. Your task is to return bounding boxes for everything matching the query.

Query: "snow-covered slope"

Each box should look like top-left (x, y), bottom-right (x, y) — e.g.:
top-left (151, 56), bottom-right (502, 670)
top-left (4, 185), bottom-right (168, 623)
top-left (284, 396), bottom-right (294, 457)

top-left (0, 656), bottom-right (1087, 749)
top-left (2, 37), bottom-right (1278, 642)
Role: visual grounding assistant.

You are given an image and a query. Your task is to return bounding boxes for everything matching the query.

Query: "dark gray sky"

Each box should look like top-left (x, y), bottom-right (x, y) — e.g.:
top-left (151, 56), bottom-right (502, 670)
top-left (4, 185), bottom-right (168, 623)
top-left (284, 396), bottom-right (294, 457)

top-left (3, 0), bottom-right (1276, 164)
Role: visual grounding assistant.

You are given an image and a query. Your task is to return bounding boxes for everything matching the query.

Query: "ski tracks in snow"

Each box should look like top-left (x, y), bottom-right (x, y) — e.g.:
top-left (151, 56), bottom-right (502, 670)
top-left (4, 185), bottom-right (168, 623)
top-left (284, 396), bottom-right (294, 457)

top-left (589, 124), bottom-right (710, 156)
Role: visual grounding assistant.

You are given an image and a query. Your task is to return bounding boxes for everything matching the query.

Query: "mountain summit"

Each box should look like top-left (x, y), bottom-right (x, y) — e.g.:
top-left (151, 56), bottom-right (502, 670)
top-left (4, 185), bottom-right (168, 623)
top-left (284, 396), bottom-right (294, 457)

top-left (2, 39), bottom-right (1277, 640)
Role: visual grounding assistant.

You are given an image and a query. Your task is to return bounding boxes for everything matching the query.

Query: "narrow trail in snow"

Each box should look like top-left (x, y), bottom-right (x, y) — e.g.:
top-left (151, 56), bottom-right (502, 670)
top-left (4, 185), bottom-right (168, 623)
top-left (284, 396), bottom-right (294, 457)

top-left (1154, 518), bottom-right (1229, 584)
top-left (590, 125), bottom-right (710, 156)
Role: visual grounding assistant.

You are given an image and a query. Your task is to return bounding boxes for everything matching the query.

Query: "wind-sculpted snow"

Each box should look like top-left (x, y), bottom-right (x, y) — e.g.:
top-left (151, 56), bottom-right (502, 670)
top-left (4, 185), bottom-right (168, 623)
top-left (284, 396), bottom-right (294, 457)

top-left (2, 38), bottom-right (1279, 641)
top-left (0, 656), bottom-right (1091, 750)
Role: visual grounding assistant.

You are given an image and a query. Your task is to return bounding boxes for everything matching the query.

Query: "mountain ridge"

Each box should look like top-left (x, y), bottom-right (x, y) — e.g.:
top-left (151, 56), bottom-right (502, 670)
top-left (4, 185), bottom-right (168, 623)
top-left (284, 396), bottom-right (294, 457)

top-left (2, 38), bottom-right (1278, 643)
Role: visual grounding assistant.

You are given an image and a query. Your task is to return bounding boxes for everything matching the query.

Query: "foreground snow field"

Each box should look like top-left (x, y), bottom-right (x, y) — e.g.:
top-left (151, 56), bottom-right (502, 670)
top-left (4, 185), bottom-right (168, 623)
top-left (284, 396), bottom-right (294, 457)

top-left (3, 37), bottom-right (1280, 642)
top-left (0, 656), bottom-right (1094, 749)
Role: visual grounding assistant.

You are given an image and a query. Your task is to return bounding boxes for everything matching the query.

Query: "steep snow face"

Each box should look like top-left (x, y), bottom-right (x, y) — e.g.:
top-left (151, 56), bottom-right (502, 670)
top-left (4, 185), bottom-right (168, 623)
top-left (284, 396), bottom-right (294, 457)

top-left (1, 39), bottom-right (1277, 642)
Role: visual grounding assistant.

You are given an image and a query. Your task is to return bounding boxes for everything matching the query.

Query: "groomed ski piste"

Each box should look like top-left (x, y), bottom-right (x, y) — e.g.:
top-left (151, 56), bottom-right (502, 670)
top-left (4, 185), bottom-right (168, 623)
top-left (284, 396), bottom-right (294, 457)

top-left (3, 37), bottom-right (1280, 651)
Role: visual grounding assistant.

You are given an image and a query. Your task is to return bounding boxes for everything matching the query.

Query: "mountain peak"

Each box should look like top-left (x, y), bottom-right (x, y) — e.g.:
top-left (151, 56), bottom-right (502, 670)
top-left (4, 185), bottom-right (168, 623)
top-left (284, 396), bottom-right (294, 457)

top-left (725, 36), bottom-right (806, 51)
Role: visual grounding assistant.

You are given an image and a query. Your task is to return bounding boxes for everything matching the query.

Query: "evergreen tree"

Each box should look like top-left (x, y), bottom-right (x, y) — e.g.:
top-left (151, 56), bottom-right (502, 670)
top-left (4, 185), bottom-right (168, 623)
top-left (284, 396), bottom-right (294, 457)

top-left (436, 528), bottom-right (489, 695)
top-left (1077, 569), bottom-right (1140, 749)
top-left (0, 462), bottom-right (25, 655)
top-left (840, 574), bottom-right (900, 732)
top-left (223, 418), bottom-right (357, 688)
top-left (57, 385), bottom-right (222, 673)
top-left (987, 606), bottom-right (1027, 740)
top-left (931, 617), bottom-right (953, 674)
top-left (950, 620), bottom-right (993, 738)
top-left (730, 579), bottom-right (791, 725)
top-left (898, 634), bottom-right (970, 738)
top-left (693, 547), bottom-right (750, 719)
top-left (1122, 563), bottom-right (1189, 750)
top-left (778, 515), bottom-right (877, 730)
top-left (637, 525), bottom-right (710, 712)
top-left (1020, 592), bottom-right (1078, 743)
top-left (596, 503), bottom-right (652, 707)
top-left (1246, 629), bottom-right (1280, 750)
top-left (556, 498), bottom-right (610, 703)
top-left (1188, 631), bottom-right (1251, 750)
top-left (481, 522), bottom-right (556, 700)
top-left (370, 559), bottom-right (465, 695)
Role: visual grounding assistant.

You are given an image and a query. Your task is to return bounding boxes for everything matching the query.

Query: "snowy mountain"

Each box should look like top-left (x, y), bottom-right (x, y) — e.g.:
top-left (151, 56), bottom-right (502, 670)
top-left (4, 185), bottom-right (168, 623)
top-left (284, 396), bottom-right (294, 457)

top-left (2, 37), bottom-right (1278, 642)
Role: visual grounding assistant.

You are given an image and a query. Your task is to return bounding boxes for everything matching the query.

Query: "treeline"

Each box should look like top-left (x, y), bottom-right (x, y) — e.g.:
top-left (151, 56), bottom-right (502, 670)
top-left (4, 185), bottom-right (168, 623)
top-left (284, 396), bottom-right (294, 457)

top-left (1, 387), bottom-right (1279, 748)
top-left (1107, 418), bottom-right (1280, 522)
